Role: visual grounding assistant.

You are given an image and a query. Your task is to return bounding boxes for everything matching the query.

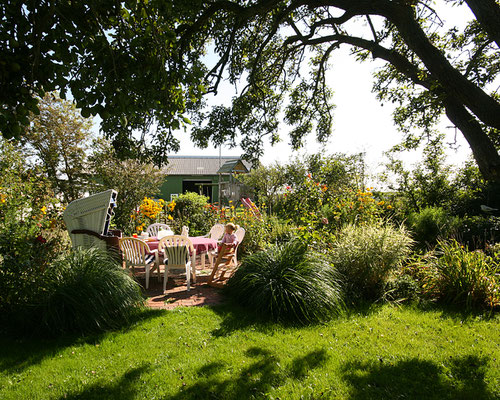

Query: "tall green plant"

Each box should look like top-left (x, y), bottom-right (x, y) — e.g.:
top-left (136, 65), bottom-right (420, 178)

top-left (173, 192), bottom-right (215, 236)
top-left (3, 248), bottom-right (144, 336)
top-left (330, 222), bottom-right (414, 300)
top-left (226, 240), bottom-right (344, 324)
top-left (424, 240), bottom-right (499, 310)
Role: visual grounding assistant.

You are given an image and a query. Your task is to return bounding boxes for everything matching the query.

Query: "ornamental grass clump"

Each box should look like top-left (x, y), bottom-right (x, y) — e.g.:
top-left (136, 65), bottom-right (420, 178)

top-left (424, 240), bottom-right (499, 310)
top-left (225, 240), bottom-right (344, 324)
top-left (330, 222), bottom-right (414, 300)
top-left (4, 248), bottom-right (145, 337)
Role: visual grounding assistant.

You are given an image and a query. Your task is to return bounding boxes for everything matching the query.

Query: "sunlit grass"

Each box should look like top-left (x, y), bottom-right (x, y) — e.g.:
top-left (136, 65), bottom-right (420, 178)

top-left (0, 304), bottom-right (498, 399)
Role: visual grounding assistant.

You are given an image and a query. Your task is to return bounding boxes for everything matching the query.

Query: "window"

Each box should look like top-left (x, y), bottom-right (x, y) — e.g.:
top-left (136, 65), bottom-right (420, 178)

top-left (170, 194), bottom-right (179, 201)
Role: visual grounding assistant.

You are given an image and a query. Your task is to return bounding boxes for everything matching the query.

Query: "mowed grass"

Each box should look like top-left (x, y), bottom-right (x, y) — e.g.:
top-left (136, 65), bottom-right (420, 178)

top-left (0, 304), bottom-right (499, 399)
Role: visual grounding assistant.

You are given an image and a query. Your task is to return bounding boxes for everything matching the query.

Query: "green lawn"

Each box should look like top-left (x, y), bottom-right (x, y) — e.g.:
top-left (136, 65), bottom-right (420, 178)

top-left (1, 304), bottom-right (499, 399)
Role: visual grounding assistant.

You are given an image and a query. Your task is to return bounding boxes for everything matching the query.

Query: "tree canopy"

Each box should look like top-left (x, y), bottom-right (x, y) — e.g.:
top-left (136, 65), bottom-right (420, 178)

top-left (1, 0), bottom-right (500, 182)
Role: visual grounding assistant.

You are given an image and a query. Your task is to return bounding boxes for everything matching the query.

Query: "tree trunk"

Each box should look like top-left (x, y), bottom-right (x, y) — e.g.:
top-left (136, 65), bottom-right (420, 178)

top-left (443, 97), bottom-right (500, 183)
top-left (464, 0), bottom-right (500, 49)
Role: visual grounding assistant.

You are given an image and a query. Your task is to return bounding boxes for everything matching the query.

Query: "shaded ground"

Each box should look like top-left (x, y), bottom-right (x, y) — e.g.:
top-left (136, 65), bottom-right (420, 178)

top-left (134, 262), bottom-right (224, 310)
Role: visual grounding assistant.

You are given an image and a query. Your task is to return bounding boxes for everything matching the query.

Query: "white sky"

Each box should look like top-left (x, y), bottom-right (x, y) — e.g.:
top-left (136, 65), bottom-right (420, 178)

top-left (172, 45), bottom-right (472, 175)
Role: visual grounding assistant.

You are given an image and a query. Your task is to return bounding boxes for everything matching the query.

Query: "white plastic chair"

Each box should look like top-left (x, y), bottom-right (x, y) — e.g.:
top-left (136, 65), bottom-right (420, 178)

top-left (200, 224), bottom-right (225, 267)
top-left (158, 235), bottom-right (196, 292)
top-left (146, 223), bottom-right (172, 237)
top-left (119, 237), bottom-right (159, 289)
top-left (180, 225), bottom-right (189, 237)
top-left (204, 224), bottom-right (225, 241)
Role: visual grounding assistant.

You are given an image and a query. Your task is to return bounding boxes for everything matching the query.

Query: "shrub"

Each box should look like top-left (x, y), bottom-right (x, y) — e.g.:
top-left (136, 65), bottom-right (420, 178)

top-left (383, 274), bottom-right (420, 303)
top-left (452, 215), bottom-right (500, 250)
top-left (407, 206), bottom-right (457, 249)
top-left (225, 240), bottom-right (344, 324)
top-left (2, 248), bottom-right (144, 336)
top-left (423, 240), bottom-right (499, 310)
top-left (330, 222), bottom-right (414, 300)
top-left (173, 192), bottom-right (215, 236)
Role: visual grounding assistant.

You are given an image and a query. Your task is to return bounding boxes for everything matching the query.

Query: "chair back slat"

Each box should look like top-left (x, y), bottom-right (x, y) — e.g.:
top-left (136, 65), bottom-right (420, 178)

top-left (146, 223), bottom-right (172, 237)
top-left (209, 224), bottom-right (225, 241)
top-left (119, 237), bottom-right (150, 264)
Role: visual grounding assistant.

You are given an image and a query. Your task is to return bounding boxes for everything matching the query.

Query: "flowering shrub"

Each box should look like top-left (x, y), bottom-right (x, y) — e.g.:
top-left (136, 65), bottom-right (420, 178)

top-left (130, 197), bottom-right (172, 234)
top-left (0, 140), bottom-right (70, 317)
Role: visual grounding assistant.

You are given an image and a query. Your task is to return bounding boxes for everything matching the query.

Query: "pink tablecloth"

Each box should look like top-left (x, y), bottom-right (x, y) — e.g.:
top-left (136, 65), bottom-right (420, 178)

top-left (147, 236), bottom-right (217, 254)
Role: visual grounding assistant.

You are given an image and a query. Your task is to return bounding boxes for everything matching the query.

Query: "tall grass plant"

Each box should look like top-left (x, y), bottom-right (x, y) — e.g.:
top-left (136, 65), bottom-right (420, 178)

top-left (226, 240), bottom-right (344, 324)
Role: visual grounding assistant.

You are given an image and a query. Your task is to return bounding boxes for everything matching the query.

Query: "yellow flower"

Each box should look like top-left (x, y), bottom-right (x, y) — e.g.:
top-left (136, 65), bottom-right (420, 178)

top-left (377, 201), bottom-right (385, 206)
top-left (41, 206), bottom-right (47, 215)
top-left (136, 226), bottom-right (143, 232)
top-left (387, 205), bottom-right (393, 209)
top-left (167, 215), bottom-right (173, 220)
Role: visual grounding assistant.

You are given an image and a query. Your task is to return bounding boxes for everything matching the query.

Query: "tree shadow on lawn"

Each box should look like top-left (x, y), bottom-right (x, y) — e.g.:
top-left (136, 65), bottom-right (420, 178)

top-left (413, 300), bottom-right (499, 323)
top-left (341, 354), bottom-right (496, 400)
top-left (58, 363), bottom-right (151, 400)
top-left (0, 308), bottom-right (162, 375)
top-left (165, 347), bottom-right (329, 400)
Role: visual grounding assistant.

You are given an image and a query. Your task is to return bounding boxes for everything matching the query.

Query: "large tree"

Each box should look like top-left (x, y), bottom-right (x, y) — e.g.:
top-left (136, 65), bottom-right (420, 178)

top-left (2, 1), bottom-right (500, 183)
top-left (0, 0), bottom-right (207, 163)
top-left (179, 0), bottom-right (500, 183)
top-left (23, 92), bottom-right (91, 203)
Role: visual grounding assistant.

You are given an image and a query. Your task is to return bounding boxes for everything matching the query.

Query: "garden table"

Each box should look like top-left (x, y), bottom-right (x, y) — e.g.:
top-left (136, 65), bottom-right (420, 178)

top-left (146, 236), bottom-right (217, 268)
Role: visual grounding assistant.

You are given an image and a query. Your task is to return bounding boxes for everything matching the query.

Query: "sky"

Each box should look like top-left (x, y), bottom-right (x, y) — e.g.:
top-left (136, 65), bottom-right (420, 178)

top-left (172, 45), bottom-right (472, 176)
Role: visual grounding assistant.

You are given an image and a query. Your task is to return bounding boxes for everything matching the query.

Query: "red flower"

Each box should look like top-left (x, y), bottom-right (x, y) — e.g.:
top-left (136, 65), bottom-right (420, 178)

top-left (36, 235), bottom-right (47, 244)
top-left (286, 185), bottom-right (291, 190)
top-left (307, 173), bottom-right (312, 178)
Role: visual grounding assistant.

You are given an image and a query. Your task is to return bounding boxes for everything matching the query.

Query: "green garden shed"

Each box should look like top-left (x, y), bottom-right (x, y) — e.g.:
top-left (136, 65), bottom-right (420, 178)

top-left (159, 156), bottom-right (251, 204)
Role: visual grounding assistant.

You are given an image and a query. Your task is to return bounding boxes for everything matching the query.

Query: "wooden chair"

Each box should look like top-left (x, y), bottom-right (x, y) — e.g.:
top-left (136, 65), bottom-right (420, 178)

top-left (146, 223), bottom-right (172, 237)
top-left (158, 235), bottom-right (196, 291)
top-left (119, 237), bottom-right (159, 289)
top-left (208, 227), bottom-right (246, 286)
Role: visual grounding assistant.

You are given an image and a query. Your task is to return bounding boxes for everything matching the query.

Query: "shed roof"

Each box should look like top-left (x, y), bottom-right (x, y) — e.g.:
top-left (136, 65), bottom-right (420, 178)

top-left (163, 156), bottom-right (251, 175)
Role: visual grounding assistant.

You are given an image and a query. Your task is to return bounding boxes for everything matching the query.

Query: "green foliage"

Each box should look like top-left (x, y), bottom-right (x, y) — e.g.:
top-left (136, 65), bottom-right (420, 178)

top-left (329, 222), bottom-right (414, 300)
top-left (88, 139), bottom-right (165, 233)
top-left (422, 240), bottom-right (500, 310)
top-left (407, 207), bottom-right (458, 249)
top-left (2, 248), bottom-right (144, 337)
top-left (383, 136), bottom-right (456, 217)
top-left (453, 215), bottom-right (500, 249)
top-left (22, 92), bottom-right (92, 203)
top-left (226, 240), bottom-right (344, 324)
top-left (0, 139), bottom-right (70, 313)
top-left (173, 192), bottom-right (215, 236)
top-left (1, 1), bottom-right (206, 163)
top-left (383, 274), bottom-right (421, 304)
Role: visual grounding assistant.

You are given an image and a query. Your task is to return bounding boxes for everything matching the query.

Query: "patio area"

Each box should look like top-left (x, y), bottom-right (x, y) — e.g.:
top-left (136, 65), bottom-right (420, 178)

top-left (134, 264), bottom-right (225, 310)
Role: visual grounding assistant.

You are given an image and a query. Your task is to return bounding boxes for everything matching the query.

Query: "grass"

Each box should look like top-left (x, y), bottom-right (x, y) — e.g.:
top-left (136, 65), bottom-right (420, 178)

top-left (0, 304), bottom-right (499, 399)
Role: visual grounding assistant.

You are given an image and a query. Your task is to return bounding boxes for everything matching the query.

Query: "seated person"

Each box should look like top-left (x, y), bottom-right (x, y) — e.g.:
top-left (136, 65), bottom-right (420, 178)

top-left (208, 223), bottom-right (238, 286)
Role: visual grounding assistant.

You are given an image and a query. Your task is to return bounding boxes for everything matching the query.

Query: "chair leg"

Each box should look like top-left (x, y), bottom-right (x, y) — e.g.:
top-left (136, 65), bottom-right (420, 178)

top-left (145, 264), bottom-right (150, 289)
top-left (186, 263), bottom-right (191, 291)
top-left (163, 266), bottom-right (169, 292)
